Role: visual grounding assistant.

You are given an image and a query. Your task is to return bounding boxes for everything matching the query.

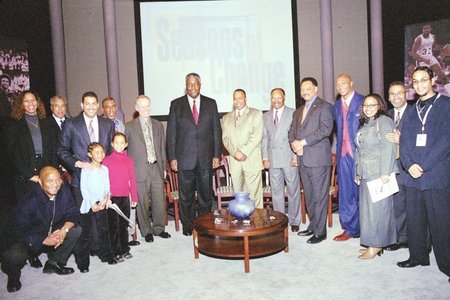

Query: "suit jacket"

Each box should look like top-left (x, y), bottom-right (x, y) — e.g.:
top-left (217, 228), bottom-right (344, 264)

top-left (0, 183), bottom-right (79, 253)
top-left (262, 106), bottom-right (296, 169)
top-left (167, 95), bottom-right (222, 170)
top-left (333, 92), bottom-right (364, 165)
top-left (355, 115), bottom-right (398, 180)
top-left (222, 106), bottom-right (263, 172)
top-left (400, 94), bottom-right (450, 191)
top-left (125, 117), bottom-right (166, 181)
top-left (57, 113), bottom-right (115, 187)
top-left (388, 104), bottom-right (414, 185)
top-left (12, 117), bottom-right (59, 181)
top-left (289, 98), bottom-right (333, 167)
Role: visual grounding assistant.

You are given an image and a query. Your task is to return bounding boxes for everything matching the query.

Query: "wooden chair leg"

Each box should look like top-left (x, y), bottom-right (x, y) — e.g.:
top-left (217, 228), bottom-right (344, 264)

top-left (174, 200), bottom-right (180, 232)
top-left (327, 195), bottom-right (332, 228)
top-left (165, 198), bottom-right (168, 226)
top-left (218, 196), bottom-right (222, 210)
top-left (301, 191), bottom-right (306, 224)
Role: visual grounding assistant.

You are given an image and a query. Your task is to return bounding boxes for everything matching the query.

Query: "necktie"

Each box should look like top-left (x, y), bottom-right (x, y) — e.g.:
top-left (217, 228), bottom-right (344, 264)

top-left (144, 120), bottom-right (156, 163)
top-left (114, 119), bottom-right (120, 133)
top-left (60, 119), bottom-right (64, 129)
top-left (274, 109), bottom-right (279, 129)
top-left (394, 111), bottom-right (400, 127)
top-left (192, 100), bottom-right (199, 125)
top-left (88, 119), bottom-right (95, 142)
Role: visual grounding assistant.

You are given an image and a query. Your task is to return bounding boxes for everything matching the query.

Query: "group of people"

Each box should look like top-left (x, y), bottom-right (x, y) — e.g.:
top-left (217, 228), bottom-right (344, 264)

top-left (0, 67), bottom-right (449, 293)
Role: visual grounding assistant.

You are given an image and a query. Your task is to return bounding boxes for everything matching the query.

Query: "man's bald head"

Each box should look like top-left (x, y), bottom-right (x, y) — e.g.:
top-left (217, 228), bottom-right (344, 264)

top-left (337, 73), bottom-right (352, 82)
top-left (39, 166), bottom-right (60, 179)
top-left (39, 166), bottom-right (62, 198)
top-left (335, 73), bottom-right (354, 99)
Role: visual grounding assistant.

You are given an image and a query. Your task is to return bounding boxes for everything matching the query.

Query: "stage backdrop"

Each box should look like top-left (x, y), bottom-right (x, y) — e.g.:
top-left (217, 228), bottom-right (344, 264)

top-left (136, 0), bottom-right (298, 116)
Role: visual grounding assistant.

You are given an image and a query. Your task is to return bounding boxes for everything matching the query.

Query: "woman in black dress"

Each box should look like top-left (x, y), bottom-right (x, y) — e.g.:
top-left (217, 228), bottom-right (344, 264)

top-left (10, 90), bottom-right (58, 199)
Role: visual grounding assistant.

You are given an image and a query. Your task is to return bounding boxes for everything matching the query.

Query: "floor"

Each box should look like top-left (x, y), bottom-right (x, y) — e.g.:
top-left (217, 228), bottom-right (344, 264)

top-left (1, 212), bottom-right (449, 300)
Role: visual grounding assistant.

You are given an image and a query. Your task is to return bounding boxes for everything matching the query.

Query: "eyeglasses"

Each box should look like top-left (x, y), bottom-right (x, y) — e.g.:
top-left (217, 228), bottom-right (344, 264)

top-left (412, 78), bottom-right (430, 85)
top-left (362, 104), bottom-right (379, 108)
top-left (389, 92), bottom-right (405, 98)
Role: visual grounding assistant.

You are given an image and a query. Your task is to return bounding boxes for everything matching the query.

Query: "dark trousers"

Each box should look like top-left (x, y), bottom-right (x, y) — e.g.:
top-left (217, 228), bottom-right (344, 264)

top-left (75, 209), bottom-right (112, 269)
top-left (178, 166), bottom-right (213, 229)
top-left (108, 196), bottom-right (130, 255)
top-left (299, 157), bottom-right (330, 237)
top-left (405, 187), bottom-right (450, 277)
top-left (1, 227), bottom-right (81, 281)
top-left (71, 185), bottom-right (100, 252)
top-left (392, 184), bottom-right (407, 244)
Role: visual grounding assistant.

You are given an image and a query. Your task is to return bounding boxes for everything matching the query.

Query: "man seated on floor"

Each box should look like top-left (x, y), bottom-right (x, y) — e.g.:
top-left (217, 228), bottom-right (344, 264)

top-left (0, 166), bottom-right (81, 293)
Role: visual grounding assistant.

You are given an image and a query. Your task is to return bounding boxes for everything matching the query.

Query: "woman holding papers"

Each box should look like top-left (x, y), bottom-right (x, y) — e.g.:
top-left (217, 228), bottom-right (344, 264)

top-left (354, 94), bottom-right (398, 259)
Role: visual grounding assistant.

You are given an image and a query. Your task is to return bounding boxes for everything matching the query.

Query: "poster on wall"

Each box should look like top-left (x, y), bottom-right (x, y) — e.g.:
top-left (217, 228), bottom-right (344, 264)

top-left (0, 35), bottom-right (30, 115)
top-left (404, 18), bottom-right (450, 100)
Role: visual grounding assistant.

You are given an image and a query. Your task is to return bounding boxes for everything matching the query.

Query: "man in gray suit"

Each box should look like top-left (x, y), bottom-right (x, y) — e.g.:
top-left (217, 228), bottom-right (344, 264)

top-left (125, 95), bottom-right (170, 243)
top-left (289, 77), bottom-right (334, 244)
top-left (262, 88), bottom-right (301, 232)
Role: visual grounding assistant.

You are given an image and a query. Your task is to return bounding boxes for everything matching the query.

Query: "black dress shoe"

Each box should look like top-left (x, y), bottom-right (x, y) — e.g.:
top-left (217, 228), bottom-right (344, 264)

top-left (156, 231), bottom-right (171, 239)
top-left (145, 233), bottom-right (154, 243)
top-left (7, 278), bottom-right (21, 293)
top-left (291, 225), bottom-right (300, 232)
top-left (105, 259), bottom-right (117, 265)
top-left (397, 258), bottom-right (430, 268)
top-left (43, 261), bottom-right (75, 275)
top-left (183, 227), bottom-right (193, 236)
top-left (385, 243), bottom-right (408, 251)
top-left (80, 268), bottom-right (89, 273)
top-left (29, 256), bottom-right (43, 268)
top-left (307, 235), bottom-right (327, 244)
top-left (114, 255), bottom-right (125, 263)
top-left (128, 240), bottom-right (140, 246)
top-left (297, 229), bottom-right (314, 236)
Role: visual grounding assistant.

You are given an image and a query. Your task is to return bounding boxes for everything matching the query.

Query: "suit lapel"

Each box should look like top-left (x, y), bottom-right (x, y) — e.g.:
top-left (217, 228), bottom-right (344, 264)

top-left (182, 97), bottom-right (196, 125)
top-left (151, 118), bottom-right (160, 152)
top-left (78, 115), bottom-right (91, 146)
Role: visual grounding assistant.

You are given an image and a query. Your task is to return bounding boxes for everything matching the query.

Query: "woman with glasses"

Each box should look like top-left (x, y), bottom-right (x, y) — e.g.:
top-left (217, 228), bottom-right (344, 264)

top-left (354, 94), bottom-right (398, 259)
top-left (10, 90), bottom-right (59, 200)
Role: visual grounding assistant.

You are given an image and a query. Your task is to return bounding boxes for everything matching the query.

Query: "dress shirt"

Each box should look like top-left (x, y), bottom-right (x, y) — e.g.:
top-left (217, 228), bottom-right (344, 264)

top-left (236, 106), bottom-right (247, 118)
top-left (394, 103), bottom-right (408, 122)
top-left (273, 105), bottom-right (285, 121)
top-left (344, 91), bottom-right (355, 107)
top-left (53, 115), bottom-right (66, 129)
top-left (188, 95), bottom-right (201, 113)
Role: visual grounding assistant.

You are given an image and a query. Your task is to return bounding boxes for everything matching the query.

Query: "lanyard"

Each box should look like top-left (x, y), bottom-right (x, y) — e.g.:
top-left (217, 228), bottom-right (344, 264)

top-left (415, 93), bottom-right (440, 133)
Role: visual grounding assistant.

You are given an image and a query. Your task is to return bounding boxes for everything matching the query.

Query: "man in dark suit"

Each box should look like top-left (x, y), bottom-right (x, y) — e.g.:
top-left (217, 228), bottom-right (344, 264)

top-left (125, 95), bottom-right (170, 242)
top-left (50, 95), bottom-right (69, 132)
top-left (385, 82), bottom-right (411, 251)
top-left (167, 73), bottom-right (222, 236)
top-left (57, 91), bottom-right (115, 208)
top-left (397, 66), bottom-right (450, 282)
top-left (289, 77), bottom-right (334, 244)
top-left (333, 74), bottom-right (364, 241)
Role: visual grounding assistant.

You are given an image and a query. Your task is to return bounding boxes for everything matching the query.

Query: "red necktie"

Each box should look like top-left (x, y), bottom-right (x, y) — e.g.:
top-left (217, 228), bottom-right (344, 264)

top-left (193, 100), bottom-right (199, 125)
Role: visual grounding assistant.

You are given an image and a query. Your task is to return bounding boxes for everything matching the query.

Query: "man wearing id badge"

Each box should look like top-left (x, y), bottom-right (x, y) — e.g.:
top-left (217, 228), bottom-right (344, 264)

top-left (398, 66), bottom-right (450, 283)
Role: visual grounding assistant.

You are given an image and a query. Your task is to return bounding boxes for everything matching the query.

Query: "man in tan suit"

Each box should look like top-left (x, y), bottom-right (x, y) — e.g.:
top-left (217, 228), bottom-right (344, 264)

top-left (222, 89), bottom-right (264, 208)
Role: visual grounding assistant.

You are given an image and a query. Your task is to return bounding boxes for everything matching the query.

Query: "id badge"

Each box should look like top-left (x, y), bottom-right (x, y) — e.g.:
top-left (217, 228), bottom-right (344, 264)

top-left (416, 134), bottom-right (427, 147)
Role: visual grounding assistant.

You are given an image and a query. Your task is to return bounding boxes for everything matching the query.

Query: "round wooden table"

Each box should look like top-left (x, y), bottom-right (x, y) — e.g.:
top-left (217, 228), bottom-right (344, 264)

top-left (193, 208), bottom-right (288, 273)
